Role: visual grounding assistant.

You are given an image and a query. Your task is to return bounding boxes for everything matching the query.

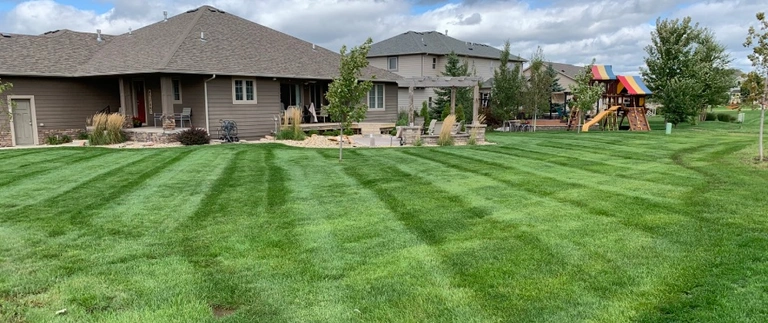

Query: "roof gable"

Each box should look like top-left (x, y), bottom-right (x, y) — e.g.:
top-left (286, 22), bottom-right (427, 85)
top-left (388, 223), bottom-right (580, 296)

top-left (368, 31), bottom-right (525, 62)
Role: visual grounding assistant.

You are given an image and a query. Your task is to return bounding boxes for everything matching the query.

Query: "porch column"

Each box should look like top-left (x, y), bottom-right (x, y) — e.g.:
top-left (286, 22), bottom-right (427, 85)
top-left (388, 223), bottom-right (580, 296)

top-left (160, 76), bottom-right (174, 117)
top-left (450, 86), bottom-right (456, 116)
top-left (408, 83), bottom-right (414, 125)
top-left (473, 84), bottom-right (480, 125)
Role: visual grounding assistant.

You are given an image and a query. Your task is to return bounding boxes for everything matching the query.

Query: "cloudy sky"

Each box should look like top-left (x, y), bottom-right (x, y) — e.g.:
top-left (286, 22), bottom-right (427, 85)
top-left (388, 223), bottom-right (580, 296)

top-left (0, 0), bottom-right (764, 75)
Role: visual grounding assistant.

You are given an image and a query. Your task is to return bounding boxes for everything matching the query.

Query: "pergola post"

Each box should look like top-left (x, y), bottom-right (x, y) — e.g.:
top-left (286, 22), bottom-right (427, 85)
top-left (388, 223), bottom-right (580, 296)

top-left (473, 84), bottom-right (479, 125)
top-left (450, 86), bottom-right (456, 116)
top-left (408, 83), bottom-right (415, 125)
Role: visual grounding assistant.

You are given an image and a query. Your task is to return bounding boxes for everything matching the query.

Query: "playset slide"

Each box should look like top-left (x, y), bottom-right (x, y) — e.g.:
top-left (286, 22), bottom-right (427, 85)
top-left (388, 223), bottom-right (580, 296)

top-left (582, 106), bottom-right (620, 132)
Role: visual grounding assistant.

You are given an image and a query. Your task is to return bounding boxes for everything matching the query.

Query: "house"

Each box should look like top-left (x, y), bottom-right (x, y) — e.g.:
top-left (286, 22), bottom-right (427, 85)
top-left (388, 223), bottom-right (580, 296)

top-left (523, 61), bottom-right (583, 94)
top-left (0, 5), bottom-right (400, 147)
top-left (367, 31), bottom-right (524, 112)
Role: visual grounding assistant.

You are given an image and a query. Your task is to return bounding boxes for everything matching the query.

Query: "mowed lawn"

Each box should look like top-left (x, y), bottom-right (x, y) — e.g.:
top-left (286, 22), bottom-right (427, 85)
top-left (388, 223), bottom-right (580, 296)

top-left (2, 111), bottom-right (768, 322)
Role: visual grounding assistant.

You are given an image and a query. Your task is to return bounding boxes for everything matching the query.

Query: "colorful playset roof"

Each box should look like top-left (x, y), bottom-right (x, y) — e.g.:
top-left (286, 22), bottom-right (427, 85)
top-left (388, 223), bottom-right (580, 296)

top-left (591, 65), bottom-right (616, 80)
top-left (617, 75), bottom-right (652, 95)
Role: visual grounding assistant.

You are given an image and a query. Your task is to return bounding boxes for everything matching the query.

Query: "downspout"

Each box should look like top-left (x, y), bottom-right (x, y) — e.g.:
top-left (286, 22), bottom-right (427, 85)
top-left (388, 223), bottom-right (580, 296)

top-left (204, 74), bottom-right (216, 133)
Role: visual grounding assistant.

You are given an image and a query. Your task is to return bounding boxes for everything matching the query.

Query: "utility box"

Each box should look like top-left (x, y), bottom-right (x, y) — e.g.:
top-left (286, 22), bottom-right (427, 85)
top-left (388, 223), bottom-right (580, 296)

top-left (665, 122), bottom-right (672, 135)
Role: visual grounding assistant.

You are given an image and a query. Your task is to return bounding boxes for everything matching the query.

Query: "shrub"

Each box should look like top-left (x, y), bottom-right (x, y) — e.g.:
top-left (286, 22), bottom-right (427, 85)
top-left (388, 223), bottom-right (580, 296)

top-left (307, 130), bottom-right (319, 136)
top-left (89, 113), bottom-right (127, 145)
top-left (76, 130), bottom-right (89, 140)
top-left (276, 128), bottom-right (306, 140)
top-left (277, 107), bottom-right (306, 141)
top-left (705, 112), bottom-right (717, 121)
top-left (323, 130), bottom-right (340, 136)
top-left (395, 111), bottom-right (409, 126)
top-left (716, 113), bottom-right (736, 122)
top-left (45, 134), bottom-right (72, 145)
top-left (177, 128), bottom-right (210, 145)
top-left (420, 101), bottom-right (431, 130)
top-left (413, 137), bottom-right (423, 146)
top-left (438, 115), bottom-right (456, 146)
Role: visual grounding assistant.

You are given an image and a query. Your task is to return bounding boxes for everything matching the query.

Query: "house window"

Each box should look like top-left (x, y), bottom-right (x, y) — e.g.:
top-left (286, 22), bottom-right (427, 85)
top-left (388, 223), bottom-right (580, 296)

top-left (172, 78), bottom-right (182, 104)
top-left (233, 78), bottom-right (256, 104)
top-left (368, 84), bottom-right (385, 109)
top-left (432, 57), bottom-right (437, 69)
top-left (482, 93), bottom-right (490, 107)
top-left (388, 57), bottom-right (398, 71)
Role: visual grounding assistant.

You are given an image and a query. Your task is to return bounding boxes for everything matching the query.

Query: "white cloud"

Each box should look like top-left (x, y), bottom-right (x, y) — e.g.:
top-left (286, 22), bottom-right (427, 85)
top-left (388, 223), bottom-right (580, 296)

top-left (0, 0), bottom-right (764, 74)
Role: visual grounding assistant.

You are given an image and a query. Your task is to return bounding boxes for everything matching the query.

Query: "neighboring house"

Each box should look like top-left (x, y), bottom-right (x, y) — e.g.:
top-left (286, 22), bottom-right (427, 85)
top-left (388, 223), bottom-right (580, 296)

top-left (367, 31), bottom-right (524, 112)
top-left (523, 61), bottom-right (582, 92)
top-left (0, 5), bottom-right (400, 147)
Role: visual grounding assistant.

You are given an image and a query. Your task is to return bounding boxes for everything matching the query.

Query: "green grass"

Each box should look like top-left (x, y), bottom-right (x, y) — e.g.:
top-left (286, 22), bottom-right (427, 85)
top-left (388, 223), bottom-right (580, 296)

top-left (1, 109), bottom-right (768, 322)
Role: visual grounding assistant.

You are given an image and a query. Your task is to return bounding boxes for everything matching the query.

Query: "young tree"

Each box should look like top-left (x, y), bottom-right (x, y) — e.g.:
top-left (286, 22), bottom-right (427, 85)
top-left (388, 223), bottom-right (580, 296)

top-left (523, 47), bottom-right (553, 131)
top-left (431, 51), bottom-right (472, 120)
top-left (569, 61), bottom-right (604, 133)
top-left (642, 17), bottom-right (733, 124)
top-left (491, 40), bottom-right (524, 122)
top-left (326, 38), bottom-right (374, 161)
top-left (0, 79), bottom-right (13, 147)
top-left (744, 11), bottom-right (768, 161)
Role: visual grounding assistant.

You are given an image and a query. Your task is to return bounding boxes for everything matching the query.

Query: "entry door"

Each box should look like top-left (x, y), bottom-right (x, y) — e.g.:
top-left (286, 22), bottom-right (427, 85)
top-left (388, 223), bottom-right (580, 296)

top-left (134, 81), bottom-right (146, 123)
top-left (12, 99), bottom-right (34, 145)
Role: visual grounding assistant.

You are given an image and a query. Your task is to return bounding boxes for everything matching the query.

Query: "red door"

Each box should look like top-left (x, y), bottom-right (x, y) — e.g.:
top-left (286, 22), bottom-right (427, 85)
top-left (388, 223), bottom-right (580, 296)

top-left (134, 82), bottom-right (146, 124)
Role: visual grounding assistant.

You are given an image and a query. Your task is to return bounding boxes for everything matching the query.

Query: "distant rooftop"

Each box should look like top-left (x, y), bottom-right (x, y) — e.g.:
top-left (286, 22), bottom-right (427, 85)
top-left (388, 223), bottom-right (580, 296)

top-left (368, 31), bottom-right (525, 61)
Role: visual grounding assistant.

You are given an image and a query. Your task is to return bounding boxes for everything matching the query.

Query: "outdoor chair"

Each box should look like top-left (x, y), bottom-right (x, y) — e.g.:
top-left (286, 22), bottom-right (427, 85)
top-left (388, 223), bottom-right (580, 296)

top-left (390, 126), bottom-right (404, 146)
top-left (425, 119), bottom-right (437, 135)
top-left (153, 113), bottom-right (163, 127)
top-left (451, 121), bottom-right (463, 134)
top-left (318, 106), bottom-right (329, 123)
top-left (175, 107), bottom-right (192, 128)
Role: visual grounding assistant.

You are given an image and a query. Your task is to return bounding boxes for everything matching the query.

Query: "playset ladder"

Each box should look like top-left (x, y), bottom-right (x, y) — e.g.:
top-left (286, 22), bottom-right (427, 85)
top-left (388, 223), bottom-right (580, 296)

top-left (626, 107), bottom-right (650, 131)
top-left (566, 109), bottom-right (581, 131)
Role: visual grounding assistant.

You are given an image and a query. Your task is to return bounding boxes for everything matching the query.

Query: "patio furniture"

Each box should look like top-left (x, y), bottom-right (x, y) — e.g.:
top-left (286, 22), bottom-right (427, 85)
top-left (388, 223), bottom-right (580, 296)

top-left (308, 103), bottom-right (318, 123)
top-left (425, 119), bottom-right (437, 135)
top-left (390, 126), bottom-right (404, 146)
top-left (451, 120), bottom-right (463, 134)
top-left (318, 106), bottom-right (329, 123)
top-left (153, 113), bottom-right (163, 127)
top-left (175, 108), bottom-right (192, 128)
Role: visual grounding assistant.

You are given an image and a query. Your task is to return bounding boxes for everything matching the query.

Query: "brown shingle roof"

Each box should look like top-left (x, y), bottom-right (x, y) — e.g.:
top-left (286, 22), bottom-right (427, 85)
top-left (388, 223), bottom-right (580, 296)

top-left (1, 6), bottom-right (399, 82)
top-left (0, 29), bottom-right (112, 76)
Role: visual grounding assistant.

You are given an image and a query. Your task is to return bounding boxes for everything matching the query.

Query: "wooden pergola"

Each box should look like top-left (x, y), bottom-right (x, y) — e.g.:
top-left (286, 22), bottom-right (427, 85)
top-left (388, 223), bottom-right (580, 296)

top-left (396, 77), bottom-right (484, 125)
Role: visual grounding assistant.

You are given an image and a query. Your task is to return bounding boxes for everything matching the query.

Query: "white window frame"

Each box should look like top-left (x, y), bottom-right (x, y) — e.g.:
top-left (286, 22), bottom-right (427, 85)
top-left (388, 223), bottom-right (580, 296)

top-left (232, 78), bottom-right (257, 104)
top-left (387, 56), bottom-right (398, 71)
top-left (172, 78), bottom-right (182, 104)
top-left (367, 84), bottom-right (385, 110)
top-left (432, 57), bottom-right (437, 69)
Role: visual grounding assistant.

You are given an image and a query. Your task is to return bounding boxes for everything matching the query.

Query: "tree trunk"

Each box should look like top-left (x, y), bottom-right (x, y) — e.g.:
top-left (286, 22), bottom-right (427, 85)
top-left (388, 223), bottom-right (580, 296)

top-left (577, 110), bottom-right (582, 134)
top-left (760, 105), bottom-right (765, 162)
top-left (339, 119), bottom-right (344, 162)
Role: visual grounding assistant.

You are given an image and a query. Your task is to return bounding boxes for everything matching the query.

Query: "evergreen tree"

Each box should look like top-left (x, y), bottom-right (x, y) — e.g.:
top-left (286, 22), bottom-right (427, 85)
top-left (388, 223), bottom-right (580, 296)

top-left (491, 41), bottom-right (524, 122)
top-left (431, 51), bottom-right (472, 120)
top-left (548, 63), bottom-right (565, 93)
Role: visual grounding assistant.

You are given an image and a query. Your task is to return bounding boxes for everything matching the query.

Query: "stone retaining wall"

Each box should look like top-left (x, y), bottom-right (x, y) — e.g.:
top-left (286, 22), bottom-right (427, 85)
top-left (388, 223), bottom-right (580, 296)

top-left (125, 131), bottom-right (179, 144)
top-left (39, 128), bottom-right (85, 144)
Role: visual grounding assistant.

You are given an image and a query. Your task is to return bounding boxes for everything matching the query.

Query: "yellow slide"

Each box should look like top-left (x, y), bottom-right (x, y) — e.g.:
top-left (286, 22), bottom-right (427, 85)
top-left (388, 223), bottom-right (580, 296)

top-left (582, 106), bottom-right (620, 132)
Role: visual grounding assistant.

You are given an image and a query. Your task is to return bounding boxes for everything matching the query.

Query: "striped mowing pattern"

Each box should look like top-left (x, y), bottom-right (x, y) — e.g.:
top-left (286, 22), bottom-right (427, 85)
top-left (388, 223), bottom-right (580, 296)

top-left (1, 120), bottom-right (767, 322)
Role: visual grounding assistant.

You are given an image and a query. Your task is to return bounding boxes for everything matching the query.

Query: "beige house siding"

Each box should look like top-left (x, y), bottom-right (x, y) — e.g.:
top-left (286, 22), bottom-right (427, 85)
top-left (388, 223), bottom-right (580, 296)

top-left (398, 88), bottom-right (434, 113)
top-left (171, 75), bottom-right (207, 129)
top-left (3, 76), bottom-right (120, 142)
top-left (365, 83), bottom-right (399, 122)
top-left (207, 76), bottom-right (280, 139)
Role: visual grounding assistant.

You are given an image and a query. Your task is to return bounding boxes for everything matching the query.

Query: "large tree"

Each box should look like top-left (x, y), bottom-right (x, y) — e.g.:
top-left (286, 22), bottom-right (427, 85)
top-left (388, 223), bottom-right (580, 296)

top-left (523, 47), bottom-right (553, 129)
top-left (326, 38), bottom-right (374, 161)
top-left (744, 11), bottom-right (768, 161)
top-left (431, 51), bottom-right (473, 121)
top-left (569, 61), bottom-right (604, 133)
top-left (490, 40), bottom-right (524, 122)
top-left (642, 17), bottom-right (734, 125)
